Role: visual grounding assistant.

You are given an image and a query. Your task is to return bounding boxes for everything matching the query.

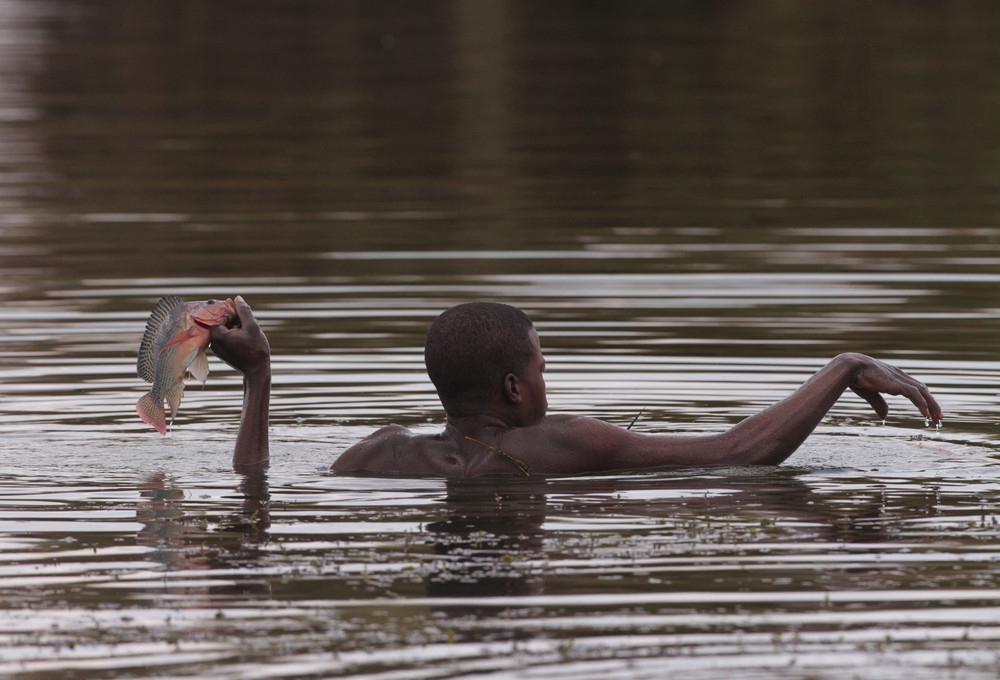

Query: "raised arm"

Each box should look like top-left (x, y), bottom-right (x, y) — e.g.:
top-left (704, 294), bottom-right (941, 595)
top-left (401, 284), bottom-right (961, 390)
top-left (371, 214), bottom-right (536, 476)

top-left (710, 352), bottom-right (942, 465)
top-left (209, 296), bottom-right (271, 473)
top-left (528, 353), bottom-right (943, 473)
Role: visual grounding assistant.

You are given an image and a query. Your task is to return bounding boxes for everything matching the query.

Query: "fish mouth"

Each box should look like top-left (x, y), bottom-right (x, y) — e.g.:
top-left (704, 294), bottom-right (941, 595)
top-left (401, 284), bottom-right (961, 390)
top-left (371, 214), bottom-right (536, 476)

top-left (189, 298), bottom-right (241, 330)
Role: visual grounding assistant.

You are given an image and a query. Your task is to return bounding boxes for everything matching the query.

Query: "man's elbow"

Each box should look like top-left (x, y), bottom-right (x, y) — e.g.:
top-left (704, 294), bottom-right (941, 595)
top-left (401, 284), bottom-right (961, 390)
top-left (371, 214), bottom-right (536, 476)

top-left (711, 428), bottom-right (798, 466)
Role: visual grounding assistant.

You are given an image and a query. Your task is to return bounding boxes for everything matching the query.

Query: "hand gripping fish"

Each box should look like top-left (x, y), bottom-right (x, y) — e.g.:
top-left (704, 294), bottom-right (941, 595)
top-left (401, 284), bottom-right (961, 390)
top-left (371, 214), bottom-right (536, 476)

top-left (136, 295), bottom-right (238, 434)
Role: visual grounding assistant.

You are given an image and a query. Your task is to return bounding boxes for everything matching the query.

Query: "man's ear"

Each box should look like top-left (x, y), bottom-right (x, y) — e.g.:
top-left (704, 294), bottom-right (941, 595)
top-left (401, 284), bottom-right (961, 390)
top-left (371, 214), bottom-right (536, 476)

top-left (503, 373), bottom-right (522, 403)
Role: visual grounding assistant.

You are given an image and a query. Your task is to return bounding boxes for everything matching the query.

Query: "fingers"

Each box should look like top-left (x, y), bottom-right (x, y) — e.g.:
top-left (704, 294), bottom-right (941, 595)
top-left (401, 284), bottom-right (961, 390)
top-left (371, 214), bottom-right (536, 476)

top-left (897, 368), bottom-right (944, 423)
top-left (208, 296), bottom-right (269, 374)
top-left (850, 385), bottom-right (888, 421)
top-left (209, 322), bottom-right (229, 345)
top-left (926, 392), bottom-right (944, 423)
top-left (902, 381), bottom-right (944, 424)
top-left (212, 296), bottom-right (258, 339)
top-left (230, 295), bottom-right (258, 330)
top-left (853, 360), bottom-right (944, 425)
top-left (233, 296), bottom-right (267, 347)
top-left (208, 323), bottom-right (240, 370)
top-left (891, 367), bottom-right (943, 423)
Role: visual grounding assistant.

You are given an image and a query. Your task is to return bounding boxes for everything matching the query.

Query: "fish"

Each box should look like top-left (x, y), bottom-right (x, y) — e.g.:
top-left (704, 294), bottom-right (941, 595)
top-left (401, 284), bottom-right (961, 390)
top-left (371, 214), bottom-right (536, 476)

top-left (136, 295), bottom-right (237, 435)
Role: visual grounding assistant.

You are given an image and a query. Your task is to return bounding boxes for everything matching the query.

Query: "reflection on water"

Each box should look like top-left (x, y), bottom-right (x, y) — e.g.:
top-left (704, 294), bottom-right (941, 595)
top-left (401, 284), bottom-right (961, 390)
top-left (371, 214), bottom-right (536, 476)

top-left (5, 463), bottom-right (1000, 679)
top-left (2, 1), bottom-right (1000, 678)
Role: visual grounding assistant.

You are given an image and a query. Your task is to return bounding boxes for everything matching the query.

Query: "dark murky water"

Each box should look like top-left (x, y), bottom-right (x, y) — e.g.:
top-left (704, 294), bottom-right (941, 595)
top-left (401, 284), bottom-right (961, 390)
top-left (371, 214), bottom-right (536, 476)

top-left (3, 2), bottom-right (1000, 678)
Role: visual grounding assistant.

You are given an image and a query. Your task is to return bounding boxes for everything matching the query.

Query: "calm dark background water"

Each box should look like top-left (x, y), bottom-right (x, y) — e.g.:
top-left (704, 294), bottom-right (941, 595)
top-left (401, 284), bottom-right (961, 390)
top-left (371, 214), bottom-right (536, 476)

top-left (3, 2), bottom-right (1000, 678)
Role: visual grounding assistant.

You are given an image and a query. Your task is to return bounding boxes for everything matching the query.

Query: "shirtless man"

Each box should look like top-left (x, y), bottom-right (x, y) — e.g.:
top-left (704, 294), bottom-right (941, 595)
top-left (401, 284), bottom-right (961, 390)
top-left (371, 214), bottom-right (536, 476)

top-left (210, 297), bottom-right (943, 476)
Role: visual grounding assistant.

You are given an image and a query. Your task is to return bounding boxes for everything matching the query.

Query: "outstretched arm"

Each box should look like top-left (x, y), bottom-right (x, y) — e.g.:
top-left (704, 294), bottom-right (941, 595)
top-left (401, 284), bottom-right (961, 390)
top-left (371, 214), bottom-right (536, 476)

top-left (210, 296), bottom-right (271, 473)
top-left (538, 353), bottom-right (943, 473)
top-left (712, 352), bottom-right (942, 465)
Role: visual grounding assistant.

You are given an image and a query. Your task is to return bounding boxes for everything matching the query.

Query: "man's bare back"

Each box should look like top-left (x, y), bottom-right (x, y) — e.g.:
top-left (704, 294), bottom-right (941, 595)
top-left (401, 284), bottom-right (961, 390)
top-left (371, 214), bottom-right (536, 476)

top-left (210, 299), bottom-right (943, 477)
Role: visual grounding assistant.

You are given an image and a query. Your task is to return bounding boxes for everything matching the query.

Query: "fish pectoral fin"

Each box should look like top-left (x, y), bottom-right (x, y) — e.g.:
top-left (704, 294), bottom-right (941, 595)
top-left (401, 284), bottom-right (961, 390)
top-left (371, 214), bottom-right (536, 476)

top-left (136, 392), bottom-right (168, 435)
top-left (159, 325), bottom-right (198, 354)
top-left (187, 350), bottom-right (210, 384)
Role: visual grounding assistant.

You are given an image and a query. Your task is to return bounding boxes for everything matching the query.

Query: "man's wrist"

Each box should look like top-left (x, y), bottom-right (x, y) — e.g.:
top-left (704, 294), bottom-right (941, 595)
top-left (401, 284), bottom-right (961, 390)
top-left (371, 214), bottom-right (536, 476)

top-left (243, 360), bottom-right (272, 384)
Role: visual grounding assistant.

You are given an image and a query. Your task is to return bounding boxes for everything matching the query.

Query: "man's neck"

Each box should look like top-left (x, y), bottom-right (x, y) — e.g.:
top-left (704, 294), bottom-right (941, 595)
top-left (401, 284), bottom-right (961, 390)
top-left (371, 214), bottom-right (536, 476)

top-left (444, 412), bottom-right (513, 437)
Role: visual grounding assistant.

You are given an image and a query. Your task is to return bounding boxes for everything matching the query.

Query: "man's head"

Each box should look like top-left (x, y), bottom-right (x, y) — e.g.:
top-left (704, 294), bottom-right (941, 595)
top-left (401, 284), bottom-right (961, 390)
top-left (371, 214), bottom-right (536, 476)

top-left (425, 302), bottom-right (546, 422)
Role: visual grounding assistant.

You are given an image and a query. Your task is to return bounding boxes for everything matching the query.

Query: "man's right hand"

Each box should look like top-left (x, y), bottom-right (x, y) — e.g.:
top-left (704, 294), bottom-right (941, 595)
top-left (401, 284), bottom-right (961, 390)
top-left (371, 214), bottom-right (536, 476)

top-left (210, 296), bottom-right (270, 378)
top-left (845, 352), bottom-right (943, 425)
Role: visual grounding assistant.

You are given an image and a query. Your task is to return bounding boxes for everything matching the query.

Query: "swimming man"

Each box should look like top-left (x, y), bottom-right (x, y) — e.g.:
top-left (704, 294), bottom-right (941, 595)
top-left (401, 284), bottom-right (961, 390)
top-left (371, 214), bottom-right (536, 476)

top-left (209, 296), bottom-right (943, 476)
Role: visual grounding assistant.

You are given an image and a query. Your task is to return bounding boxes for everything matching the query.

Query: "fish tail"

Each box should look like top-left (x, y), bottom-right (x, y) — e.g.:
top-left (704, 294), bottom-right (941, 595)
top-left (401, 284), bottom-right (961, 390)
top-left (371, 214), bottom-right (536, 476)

top-left (136, 392), bottom-right (167, 435)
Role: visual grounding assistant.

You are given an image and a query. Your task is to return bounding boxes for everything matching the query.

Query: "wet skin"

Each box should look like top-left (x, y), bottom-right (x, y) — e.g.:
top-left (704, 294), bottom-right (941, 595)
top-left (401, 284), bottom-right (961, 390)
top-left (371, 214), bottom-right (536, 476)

top-left (210, 298), bottom-right (943, 477)
top-left (209, 296), bottom-right (271, 474)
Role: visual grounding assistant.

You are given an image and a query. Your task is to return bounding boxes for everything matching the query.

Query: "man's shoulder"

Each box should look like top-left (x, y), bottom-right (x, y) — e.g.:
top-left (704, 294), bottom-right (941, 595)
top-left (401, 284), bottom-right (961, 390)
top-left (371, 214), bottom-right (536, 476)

top-left (331, 424), bottom-right (458, 476)
top-left (362, 423), bottom-right (414, 440)
top-left (333, 424), bottom-right (414, 467)
top-left (504, 413), bottom-right (632, 474)
top-left (525, 413), bottom-right (619, 437)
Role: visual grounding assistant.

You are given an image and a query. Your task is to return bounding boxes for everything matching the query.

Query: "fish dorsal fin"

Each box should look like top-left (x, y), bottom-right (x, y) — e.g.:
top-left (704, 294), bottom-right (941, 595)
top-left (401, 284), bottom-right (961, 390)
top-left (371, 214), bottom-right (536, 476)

top-left (137, 295), bottom-right (186, 382)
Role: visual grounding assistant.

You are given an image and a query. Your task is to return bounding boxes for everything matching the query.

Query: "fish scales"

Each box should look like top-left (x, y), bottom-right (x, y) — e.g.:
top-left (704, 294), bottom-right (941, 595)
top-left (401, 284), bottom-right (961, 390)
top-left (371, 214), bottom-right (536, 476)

top-left (136, 296), bottom-right (236, 435)
top-left (137, 295), bottom-right (185, 383)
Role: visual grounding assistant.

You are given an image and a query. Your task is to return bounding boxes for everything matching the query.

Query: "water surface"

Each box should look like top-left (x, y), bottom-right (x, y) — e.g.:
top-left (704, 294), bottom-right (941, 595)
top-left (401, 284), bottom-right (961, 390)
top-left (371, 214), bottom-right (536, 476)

top-left (2, 2), bottom-right (1000, 678)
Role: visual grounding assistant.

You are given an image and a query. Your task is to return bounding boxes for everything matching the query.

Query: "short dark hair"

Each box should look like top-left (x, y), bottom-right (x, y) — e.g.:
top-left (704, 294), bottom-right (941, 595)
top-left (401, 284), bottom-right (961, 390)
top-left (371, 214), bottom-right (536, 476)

top-left (424, 302), bottom-right (536, 414)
